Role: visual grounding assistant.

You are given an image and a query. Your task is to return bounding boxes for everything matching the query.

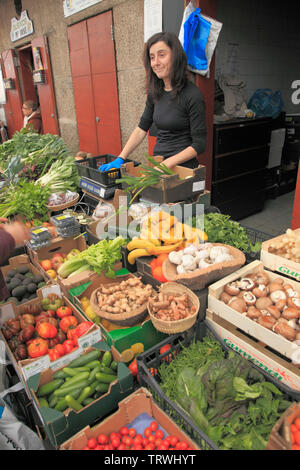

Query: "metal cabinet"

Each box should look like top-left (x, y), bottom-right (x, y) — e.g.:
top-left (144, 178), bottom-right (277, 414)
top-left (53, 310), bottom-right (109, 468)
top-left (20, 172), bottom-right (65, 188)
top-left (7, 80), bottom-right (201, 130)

top-left (211, 117), bottom-right (272, 220)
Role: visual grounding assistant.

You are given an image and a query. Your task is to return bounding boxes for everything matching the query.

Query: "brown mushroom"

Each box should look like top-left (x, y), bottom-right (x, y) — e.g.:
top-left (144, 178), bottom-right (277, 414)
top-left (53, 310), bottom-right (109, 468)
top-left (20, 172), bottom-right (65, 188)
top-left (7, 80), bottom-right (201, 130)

top-left (258, 315), bottom-right (276, 330)
top-left (287, 297), bottom-right (300, 309)
top-left (275, 299), bottom-right (287, 311)
top-left (228, 297), bottom-right (247, 313)
top-left (270, 290), bottom-right (287, 304)
top-left (254, 271), bottom-right (270, 286)
top-left (266, 305), bottom-right (281, 319)
top-left (281, 306), bottom-right (300, 320)
top-left (256, 296), bottom-right (273, 310)
top-left (220, 292), bottom-right (232, 304)
top-left (237, 277), bottom-right (256, 291)
top-left (268, 282), bottom-right (285, 294)
top-left (242, 291), bottom-right (256, 306)
top-left (252, 284), bottom-right (268, 298)
top-left (224, 282), bottom-right (240, 296)
top-left (273, 322), bottom-right (296, 341)
top-left (246, 306), bottom-right (262, 320)
top-left (283, 284), bottom-right (298, 298)
top-left (296, 331), bottom-right (300, 341)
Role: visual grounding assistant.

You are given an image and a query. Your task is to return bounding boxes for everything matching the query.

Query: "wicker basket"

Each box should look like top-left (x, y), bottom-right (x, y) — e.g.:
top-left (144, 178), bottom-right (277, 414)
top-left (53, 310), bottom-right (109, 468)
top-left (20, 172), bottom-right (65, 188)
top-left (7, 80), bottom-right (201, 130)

top-left (147, 282), bottom-right (200, 334)
top-left (46, 194), bottom-right (80, 212)
top-left (90, 278), bottom-right (150, 327)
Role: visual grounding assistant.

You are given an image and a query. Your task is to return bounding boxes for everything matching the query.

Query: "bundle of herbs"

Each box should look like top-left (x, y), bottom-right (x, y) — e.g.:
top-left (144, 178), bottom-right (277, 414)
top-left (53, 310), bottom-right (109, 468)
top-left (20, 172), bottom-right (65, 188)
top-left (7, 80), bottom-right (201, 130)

top-left (36, 156), bottom-right (80, 193)
top-left (158, 337), bottom-right (292, 450)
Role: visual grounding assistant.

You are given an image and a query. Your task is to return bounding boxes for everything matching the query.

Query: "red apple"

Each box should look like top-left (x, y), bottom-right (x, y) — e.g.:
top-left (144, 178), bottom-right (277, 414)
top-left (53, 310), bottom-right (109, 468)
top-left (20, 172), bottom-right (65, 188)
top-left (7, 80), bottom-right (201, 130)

top-left (51, 256), bottom-right (64, 269)
top-left (40, 259), bottom-right (52, 271)
top-left (51, 253), bottom-right (64, 260)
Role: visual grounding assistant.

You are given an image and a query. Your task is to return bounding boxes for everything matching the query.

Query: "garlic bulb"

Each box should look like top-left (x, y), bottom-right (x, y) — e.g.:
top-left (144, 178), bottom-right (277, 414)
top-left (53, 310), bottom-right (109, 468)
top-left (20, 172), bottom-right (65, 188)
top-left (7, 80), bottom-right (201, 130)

top-left (214, 253), bottom-right (233, 264)
top-left (181, 254), bottom-right (197, 271)
top-left (209, 246), bottom-right (229, 261)
top-left (183, 244), bottom-right (199, 256)
top-left (194, 249), bottom-right (211, 262)
top-left (198, 259), bottom-right (212, 270)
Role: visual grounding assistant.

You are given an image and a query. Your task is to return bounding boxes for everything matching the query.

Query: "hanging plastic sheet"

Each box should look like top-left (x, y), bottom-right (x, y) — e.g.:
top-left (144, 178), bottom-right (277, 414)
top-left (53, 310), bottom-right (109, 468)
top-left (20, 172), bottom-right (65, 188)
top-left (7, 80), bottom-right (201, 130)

top-left (179, 3), bottom-right (222, 77)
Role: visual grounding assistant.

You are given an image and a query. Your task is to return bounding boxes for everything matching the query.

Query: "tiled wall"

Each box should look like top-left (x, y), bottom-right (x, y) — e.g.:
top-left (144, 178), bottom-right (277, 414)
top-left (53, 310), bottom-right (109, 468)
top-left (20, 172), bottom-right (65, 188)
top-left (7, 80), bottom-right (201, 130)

top-left (215, 0), bottom-right (300, 114)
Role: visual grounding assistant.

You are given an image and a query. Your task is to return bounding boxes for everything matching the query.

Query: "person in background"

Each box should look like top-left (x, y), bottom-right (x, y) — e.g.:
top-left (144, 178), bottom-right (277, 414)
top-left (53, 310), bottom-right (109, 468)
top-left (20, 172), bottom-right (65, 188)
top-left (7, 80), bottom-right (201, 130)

top-left (0, 120), bottom-right (8, 143)
top-left (0, 219), bottom-right (30, 301)
top-left (100, 31), bottom-right (206, 172)
top-left (22, 100), bottom-right (42, 134)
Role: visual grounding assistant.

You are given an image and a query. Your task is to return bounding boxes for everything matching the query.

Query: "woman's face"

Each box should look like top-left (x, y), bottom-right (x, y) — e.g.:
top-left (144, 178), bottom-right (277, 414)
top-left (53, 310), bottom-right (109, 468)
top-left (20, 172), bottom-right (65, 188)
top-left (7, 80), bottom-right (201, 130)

top-left (149, 41), bottom-right (172, 86)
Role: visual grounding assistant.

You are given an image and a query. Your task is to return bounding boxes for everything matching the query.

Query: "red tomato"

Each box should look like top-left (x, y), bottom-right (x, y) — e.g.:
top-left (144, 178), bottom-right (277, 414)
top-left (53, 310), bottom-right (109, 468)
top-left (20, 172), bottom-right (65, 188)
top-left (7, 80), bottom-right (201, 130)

top-left (82, 446), bottom-right (90, 450)
top-left (160, 344), bottom-right (172, 363)
top-left (54, 343), bottom-right (65, 357)
top-left (176, 441), bottom-right (189, 450)
top-left (132, 444), bottom-right (143, 450)
top-left (94, 445), bottom-right (103, 450)
top-left (110, 432), bottom-right (120, 441)
top-left (155, 438), bottom-right (163, 448)
top-left (62, 339), bottom-right (76, 354)
top-left (294, 431), bottom-right (300, 446)
top-left (123, 436), bottom-right (133, 447)
top-left (67, 328), bottom-right (78, 344)
top-left (75, 321), bottom-right (93, 338)
top-left (168, 435), bottom-right (178, 447)
top-left (291, 424), bottom-right (298, 433)
top-left (110, 437), bottom-right (121, 449)
top-left (142, 437), bottom-right (149, 448)
top-left (294, 418), bottom-right (300, 431)
top-left (87, 437), bottom-right (97, 449)
top-left (133, 434), bottom-right (143, 446)
top-left (97, 433), bottom-right (108, 445)
top-left (144, 443), bottom-right (155, 450)
top-left (155, 429), bottom-right (164, 440)
top-left (27, 338), bottom-right (48, 358)
top-left (48, 349), bottom-right (61, 362)
top-left (150, 421), bottom-right (158, 432)
top-left (144, 427), bottom-right (152, 438)
top-left (36, 322), bottom-right (57, 339)
top-left (148, 435), bottom-right (156, 444)
top-left (56, 306), bottom-right (73, 319)
top-left (157, 444), bottom-right (169, 450)
top-left (59, 315), bottom-right (78, 333)
top-left (119, 426), bottom-right (129, 436)
top-left (128, 428), bottom-right (136, 438)
top-left (103, 444), bottom-right (113, 450)
top-left (117, 444), bottom-right (127, 450)
top-left (162, 439), bottom-right (170, 449)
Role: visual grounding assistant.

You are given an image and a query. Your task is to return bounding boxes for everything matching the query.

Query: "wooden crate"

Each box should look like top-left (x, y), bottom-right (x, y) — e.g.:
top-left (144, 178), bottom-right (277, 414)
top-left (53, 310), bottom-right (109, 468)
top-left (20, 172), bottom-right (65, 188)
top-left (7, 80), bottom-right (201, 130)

top-left (260, 228), bottom-right (300, 281)
top-left (208, 260), bottom-right (300, 362)
top-left (206, 310), bottom-right (300, 393)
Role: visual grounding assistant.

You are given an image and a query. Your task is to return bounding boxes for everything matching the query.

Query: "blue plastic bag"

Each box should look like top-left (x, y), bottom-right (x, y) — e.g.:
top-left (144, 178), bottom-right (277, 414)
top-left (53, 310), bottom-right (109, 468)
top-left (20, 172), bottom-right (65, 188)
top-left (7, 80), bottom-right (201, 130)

top-left (248, 88), bottom-right (283, 119)
top-left (183, 8), bottom-right (211, 71)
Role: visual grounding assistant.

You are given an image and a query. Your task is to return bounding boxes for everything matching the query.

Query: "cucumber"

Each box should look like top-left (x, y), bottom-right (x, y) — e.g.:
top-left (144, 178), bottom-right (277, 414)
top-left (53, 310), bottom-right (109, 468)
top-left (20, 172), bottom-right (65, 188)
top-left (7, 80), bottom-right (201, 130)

top-left (63, 366), bottom-right (89, 377)
top-left (68, 350), bottom-right (101, 368)
top-left (53, 370), bottom-right (69, 380)
top-left (95, 372), bottom-right (117, 384)
top-left (65, 395), bottom-right (83, 412)
top-left (48, 395), bottom-right (58, 409)
top-left (110, 360), bottom-right (118, 372)
top-left (85, 360), bottom-right (101, 370)
top-left (82, 397), bottom-right (94, 406)
top-left (77, 386), bottom-right (92, 404)
top-left (87, 364), bottom-right (102, 384)
top-left (37, 379), bottom-right (64, 397)
top-left (59, 372), bottom-right (89, 389)
top-left (95, 382), bottom-right (109, 393)
top-left (54, 389), bottom-right (82, 411)
top-left (99, 365), bottom-right (116, 375)
top-left (39, 397), bottom-right (49, 408)
top-left (54, 380), bottom-right (89, 397)
top-left (101, 351), bottom-right (112, 367)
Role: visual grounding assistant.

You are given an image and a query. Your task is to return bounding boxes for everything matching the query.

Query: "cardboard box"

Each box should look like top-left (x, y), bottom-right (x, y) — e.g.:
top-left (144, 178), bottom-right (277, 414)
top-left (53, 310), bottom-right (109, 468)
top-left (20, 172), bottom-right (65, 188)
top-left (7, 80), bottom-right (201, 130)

top-left (28, 344), bottom-right (134, 448)
top-left (208, 260), bottom-right (300, 362)
top-left (206, 310), bottom-right (300, 392)
top-left (260, 229), bottom-right (300, 281)
top-left (121, 159), bottom-right (206, 204)
top-left (0, 284), bottom-right (102, 392)
top-left (70, 272), bottom-right (167, 357)
top-left (60, 387), bottom-right (200, 450)
top-left (266, 403), bottom-right (300, 450)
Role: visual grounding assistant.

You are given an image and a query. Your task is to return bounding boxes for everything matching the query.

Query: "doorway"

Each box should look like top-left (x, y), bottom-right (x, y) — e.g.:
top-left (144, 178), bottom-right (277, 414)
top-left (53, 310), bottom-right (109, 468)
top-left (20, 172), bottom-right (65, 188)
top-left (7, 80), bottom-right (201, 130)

top-left (17, 44), bottom-right (39, 106)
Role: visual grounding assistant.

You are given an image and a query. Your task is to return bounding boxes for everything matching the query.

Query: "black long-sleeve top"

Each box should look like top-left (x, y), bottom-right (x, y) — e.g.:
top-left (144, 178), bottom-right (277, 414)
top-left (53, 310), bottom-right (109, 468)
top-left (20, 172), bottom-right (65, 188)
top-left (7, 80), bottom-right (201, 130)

top-left (138, 80), bottom-right (206, 168)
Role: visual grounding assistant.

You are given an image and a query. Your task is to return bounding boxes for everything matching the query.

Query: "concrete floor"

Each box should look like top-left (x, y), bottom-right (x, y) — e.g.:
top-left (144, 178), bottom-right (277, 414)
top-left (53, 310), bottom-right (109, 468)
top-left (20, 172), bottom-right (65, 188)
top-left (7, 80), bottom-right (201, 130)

top-left (239, 191), bottom-right (295, 237)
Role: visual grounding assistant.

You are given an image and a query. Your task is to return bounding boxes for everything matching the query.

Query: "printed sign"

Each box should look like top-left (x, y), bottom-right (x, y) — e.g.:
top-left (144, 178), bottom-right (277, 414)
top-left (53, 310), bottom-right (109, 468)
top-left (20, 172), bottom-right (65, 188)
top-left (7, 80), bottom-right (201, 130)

top-left (63, 0), bottom-right (103, 18)
top-left (10, 10), bottom-right (33, 42)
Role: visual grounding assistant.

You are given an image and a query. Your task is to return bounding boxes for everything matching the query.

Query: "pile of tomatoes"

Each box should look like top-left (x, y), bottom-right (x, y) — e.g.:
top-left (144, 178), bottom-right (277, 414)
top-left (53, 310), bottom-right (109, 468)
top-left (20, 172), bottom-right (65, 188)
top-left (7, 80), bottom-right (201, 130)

top-left (82, 420), bottom-right (193, 450)
top-left (290, 416), bottom-right (300, 450)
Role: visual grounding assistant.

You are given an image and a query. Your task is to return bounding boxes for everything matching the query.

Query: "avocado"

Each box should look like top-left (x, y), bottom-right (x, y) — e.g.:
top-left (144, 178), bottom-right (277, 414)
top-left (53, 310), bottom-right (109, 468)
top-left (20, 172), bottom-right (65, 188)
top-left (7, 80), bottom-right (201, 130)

top-left (7, 269), bottom-right (17, 278)
top-left (4, 276), bottom-right (11, 284)
top-left (12, 286), bottom-right (27, 299)
top-left (9, 278), bottom-right (22, 290)
top-left (14, 273), bottom-right (25, 281)
top-left (23, 278), bottom-right (33, 286)
top-left (17, 266), bottom-right (30, 275)
top-left (27, 283), bottom-right (37, 294)
top-left (33, 274), bottom-right (44, 284)
top-left (25, 272), bottom-right (34, 279)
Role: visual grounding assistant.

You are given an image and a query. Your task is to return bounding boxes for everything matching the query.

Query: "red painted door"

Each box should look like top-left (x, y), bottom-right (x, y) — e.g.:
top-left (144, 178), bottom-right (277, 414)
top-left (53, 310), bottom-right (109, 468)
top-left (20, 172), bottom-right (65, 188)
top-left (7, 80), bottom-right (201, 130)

top-left (31, 36), bottom-right (59, 135)
top-left (1, 49), bottom-right (23, 137)
top-left (291, 165), bottom-right (300, 229)
top-left (68, 11), bottom-right (122, 156)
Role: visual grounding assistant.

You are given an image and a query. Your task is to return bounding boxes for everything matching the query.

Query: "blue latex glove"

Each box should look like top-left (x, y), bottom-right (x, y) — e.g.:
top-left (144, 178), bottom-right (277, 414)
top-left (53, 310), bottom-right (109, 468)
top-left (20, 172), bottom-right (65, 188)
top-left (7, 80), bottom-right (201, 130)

top-left (99, 157), bottom-right (124, 172)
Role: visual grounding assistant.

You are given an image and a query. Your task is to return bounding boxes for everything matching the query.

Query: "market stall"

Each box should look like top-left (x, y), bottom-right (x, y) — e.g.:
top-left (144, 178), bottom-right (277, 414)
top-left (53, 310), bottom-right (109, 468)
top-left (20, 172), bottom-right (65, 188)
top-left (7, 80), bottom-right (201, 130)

top-left (0, 131), bottom-right (299, 451)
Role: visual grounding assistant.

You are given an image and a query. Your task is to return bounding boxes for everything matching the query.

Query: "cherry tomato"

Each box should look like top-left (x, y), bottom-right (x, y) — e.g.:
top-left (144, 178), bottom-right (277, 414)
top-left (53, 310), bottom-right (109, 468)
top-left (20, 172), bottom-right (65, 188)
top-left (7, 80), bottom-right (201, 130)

top-left (133, 434), bottom-right (143, 446)
top-left (168, 435), bottom-right (178, 447)
top-left (94, 445), bottom-right (103, 450)
top-left (155, 438), bottom-right (163, 448)
top-left (110, 437), bottom-right (121, 449)
top-left (150, 421), bottom-right (158, 432)
top-left (132, 444), bottom-right (143, 450)
top-left (110, 432), bottom-right (120, 441)
top-left (148, 435), bottom-right (156, 443)
top-left (162, 439), bottom-right (170, 448)
top-left (87, 437), bottom-right (97, 449)
top-left (97, 433), bottom-right (108, 445)
top-left (142, 437), bottom-right (149, 447)
top-left (144, 427), bottom-right (152, 438)
top-left (117, 443), bottom-right (127, 450)
top-left (144, 443), bottom-right (156, 450)
top-left (157, 444), bottom-right (169, 450)
top-left (294, 418), bottom-right (300, 430)
top-left (176, 441), bottom-right (189, 450)
top-left (128, 428), bottom-right (137, 438)
top-left (123, 436), bottom-right (133, 447)
top-left (103, 444), bottom-right (113, 450)
top-left (119, 426), bottom-right (129, 436)
top-left (155, 429), bottom-right (164, 440)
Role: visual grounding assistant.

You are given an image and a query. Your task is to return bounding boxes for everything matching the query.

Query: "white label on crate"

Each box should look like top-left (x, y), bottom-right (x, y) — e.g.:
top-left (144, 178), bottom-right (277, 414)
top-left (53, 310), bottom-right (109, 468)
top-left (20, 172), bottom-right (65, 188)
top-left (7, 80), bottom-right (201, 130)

top-left (78, 329), bottom-right (102, 349)
top-left (22, 355), bottom-right (50, 381)
top-left (100, 187), bottom-right (106, 198)
top-left (192, 180), bottom-right (205, 192)
top-left (0, 340), bottom-right (10, 365)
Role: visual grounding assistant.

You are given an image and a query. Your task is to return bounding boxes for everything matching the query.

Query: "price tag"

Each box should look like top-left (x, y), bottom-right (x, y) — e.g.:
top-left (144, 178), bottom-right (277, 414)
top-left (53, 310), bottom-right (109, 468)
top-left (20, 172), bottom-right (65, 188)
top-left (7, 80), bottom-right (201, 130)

top-left (192, 180), bottom-right (205, 192)
top-left (21, 355), bottom-right (50, 381)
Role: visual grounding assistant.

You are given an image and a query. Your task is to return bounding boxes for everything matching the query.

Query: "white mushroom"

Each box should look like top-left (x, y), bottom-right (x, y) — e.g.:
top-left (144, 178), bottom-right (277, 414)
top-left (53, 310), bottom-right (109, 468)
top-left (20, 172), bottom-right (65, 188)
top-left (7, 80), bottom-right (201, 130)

top-left (209, 246), bottom-right (229, 261)
top-left (214, 253), bottom-right (234, 264)
top-left (183, 244), bottom-right (199, 256)
top-left (168, 250), bottom-right (184, 265)
top-left (198, 259), bottom-right (213, 270)
top-left (194, 249), bottom-right (211, 262)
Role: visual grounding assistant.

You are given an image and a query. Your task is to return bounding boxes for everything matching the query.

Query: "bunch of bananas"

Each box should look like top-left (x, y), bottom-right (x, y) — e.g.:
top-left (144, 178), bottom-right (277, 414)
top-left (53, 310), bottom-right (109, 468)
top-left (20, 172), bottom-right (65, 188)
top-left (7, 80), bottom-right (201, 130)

top-left (127, 210), bottom-right (207, 264)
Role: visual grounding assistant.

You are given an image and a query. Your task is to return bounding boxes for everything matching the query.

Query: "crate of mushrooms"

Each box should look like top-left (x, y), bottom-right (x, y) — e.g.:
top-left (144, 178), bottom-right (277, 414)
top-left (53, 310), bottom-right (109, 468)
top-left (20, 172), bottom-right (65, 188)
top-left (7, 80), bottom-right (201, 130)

top-left (208, 260), bottom-right (300, 363)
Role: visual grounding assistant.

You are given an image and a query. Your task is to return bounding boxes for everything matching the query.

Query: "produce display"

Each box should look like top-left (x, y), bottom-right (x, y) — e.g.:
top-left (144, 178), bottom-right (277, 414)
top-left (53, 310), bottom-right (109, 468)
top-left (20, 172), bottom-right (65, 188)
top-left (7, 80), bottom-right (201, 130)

top-left (267, 229), bottom-right (300, 263)
top-left (80, 421), bottom-right (193, 451)
top-left (149, 291), bottom-right (196, 322)
top-left (40, 250), bottom-right (77, 280)
top-left (219, 270), bottom-right (300, 342)
top-left (47, 191), bottom-right (78, 208)
top-left (290, 415), bottom-right (300, 450)
top-left (36, 156), bottom-right (80, 193)
top-left (1, 293), bottom-right (93, 362)
top-left (36, 350), bottom-right (118, 411)
top-left (157, 336), bottom-right (293, 450)
top-left (1, 266), bottom-right (45, 305)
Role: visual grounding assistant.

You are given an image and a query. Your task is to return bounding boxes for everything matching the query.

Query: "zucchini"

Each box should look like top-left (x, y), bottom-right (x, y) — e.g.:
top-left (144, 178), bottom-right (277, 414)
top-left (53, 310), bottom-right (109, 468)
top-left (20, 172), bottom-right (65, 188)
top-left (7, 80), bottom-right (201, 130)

top-left (101, 351), bottom-right (112, 367)
top-left (68, 350), bottom-right (101, 368)
top-left (37, 379), bottom-right (64, 397)
top-left (95, 371), bottom-right (117, 384)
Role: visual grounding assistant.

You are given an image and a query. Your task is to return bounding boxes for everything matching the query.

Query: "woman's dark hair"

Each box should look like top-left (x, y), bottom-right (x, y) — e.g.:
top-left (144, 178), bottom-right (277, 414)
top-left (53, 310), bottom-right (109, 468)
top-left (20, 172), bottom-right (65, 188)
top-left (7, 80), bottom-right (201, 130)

top-left (143, 32), bottom-right (187, 101)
